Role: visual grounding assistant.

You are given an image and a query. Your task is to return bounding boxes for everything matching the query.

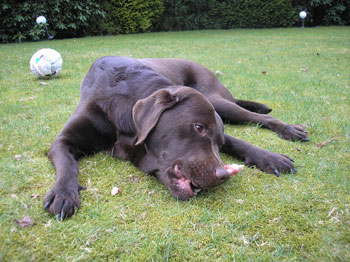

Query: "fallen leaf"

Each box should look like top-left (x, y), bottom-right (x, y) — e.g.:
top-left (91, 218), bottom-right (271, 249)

top-left (83, 247), bottom-right (92, 253)
top-left (128, 175), bottom-right (141, 183)
top-left (330, 216), bottom-right (339, 223)
top-left (11, 194), bottom-right (18, 199)
top-left (19, 96), bottom-right (37, 102)
top-left (236, 199), bottom-right (244, 204)
top-left (240, 236), bottom-right (249, 246)
top-left (31, 194), bottom-right (39, 199)
top-left (14, 216), bottom-right (36, 228)
top-left (327, 207), bottom-right (337, 218)
top-left (269, 216), bottom-right (281, 223)
top-left (215, 70), bottom-right (223, 77)
top-left (259, 241), bottom-right (268, 247)
top-left (261, 70), bottom-right (268, 75)
top-left (87, 178), bottom-right (92, 188)
top-left (44, 219), bottom-right (52, 228)
top-left (14, 155), bottom-right (22, 161)
top-left (317, 137), bottom-right (337, 148)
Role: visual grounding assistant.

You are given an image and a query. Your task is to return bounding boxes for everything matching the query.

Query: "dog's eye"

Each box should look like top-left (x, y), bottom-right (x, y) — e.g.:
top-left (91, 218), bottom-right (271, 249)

top-left (194, 124), bottom-right (204, 133)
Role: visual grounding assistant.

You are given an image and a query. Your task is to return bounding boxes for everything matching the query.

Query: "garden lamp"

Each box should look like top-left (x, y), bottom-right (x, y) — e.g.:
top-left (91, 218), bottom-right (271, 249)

top-left (299, 11), bottom-right (307, 28)
top-left (36, 16), bottom-right (54, 40)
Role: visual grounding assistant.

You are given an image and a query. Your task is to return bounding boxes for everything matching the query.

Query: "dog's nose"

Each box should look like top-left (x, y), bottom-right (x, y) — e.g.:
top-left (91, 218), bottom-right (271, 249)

top-left (215, 167), bottom-right (231, 180)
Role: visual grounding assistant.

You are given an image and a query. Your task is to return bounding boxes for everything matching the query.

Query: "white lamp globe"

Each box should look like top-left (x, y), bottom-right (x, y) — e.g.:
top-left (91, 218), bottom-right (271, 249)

top-left (299, 11), bottom-right (307, 19)
top-left (36, 16), bottom-right (47, 24)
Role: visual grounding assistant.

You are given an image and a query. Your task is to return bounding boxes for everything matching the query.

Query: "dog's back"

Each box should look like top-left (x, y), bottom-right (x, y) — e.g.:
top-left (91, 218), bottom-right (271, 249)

top-left (139, 58), bottom-right (235, 102)
top-left (80, 56), bottom-right (173, 102)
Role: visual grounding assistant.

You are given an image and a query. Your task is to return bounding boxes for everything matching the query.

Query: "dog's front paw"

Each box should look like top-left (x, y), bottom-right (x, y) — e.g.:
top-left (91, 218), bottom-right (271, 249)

top-left (44, 182), bottom-right (86, 220)
top-left (278, 124), bottom-right (309, 142)
top-left (245, 150), bottom-right (296, 176)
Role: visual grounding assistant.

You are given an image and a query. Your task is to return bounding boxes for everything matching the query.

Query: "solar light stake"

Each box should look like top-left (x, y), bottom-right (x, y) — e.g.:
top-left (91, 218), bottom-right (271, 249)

top-left (36, 16), bottom-right (54, 40)
top-left (299, 11), bottom-right (307, 28)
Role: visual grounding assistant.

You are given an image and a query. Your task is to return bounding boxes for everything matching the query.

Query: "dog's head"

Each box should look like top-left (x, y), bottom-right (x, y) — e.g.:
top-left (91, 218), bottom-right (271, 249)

top-left (132, 86), bottom-right (232, 200)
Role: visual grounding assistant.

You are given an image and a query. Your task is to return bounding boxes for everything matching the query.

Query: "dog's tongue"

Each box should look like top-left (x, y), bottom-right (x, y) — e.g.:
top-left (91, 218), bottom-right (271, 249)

top-left (224, 164), bottom-right (244, 176)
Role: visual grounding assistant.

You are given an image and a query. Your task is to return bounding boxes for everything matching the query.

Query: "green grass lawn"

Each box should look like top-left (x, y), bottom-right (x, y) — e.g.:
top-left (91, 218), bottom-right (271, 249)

top-left (0, 27), bottom-right (349, 261)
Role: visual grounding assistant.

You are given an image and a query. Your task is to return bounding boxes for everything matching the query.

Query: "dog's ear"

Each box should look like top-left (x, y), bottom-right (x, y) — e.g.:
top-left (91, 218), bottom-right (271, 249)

top-left (132, 89), bottom-right (179, 145)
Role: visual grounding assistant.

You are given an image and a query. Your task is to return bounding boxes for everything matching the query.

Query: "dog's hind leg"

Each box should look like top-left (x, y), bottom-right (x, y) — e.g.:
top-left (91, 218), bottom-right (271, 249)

top-left (44, 104), bottom-right (116, 220)
top-left (210, 95), bottom-right (308, 142)
top-left (235, 99), bottom-right (272, 114)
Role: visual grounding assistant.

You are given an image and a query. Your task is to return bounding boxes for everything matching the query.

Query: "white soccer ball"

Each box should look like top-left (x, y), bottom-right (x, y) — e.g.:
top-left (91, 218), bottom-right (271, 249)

top-left (30, 48), bottom-right (63, 78)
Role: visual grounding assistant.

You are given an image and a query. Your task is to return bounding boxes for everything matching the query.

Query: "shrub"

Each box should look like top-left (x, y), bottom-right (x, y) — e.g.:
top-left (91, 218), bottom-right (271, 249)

top-left (101, 0), bottom-right (164, 34)
top-left (2, 0), bottom-right (349, 43)
top-left (0, 0), bottom-right (105, 43)
top-left (154, 0), bottom-right (212, 31)
top-left (293, 0), bottom-right (350, 26)
top-left (155, 0), bottom-right (295, 31)
top-left (210, 0), bottom-right (295, 29)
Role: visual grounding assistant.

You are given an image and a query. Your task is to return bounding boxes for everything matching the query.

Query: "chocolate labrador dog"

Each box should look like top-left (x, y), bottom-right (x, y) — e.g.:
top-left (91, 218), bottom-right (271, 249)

top-left (44, 56), bottom-right (308, 219)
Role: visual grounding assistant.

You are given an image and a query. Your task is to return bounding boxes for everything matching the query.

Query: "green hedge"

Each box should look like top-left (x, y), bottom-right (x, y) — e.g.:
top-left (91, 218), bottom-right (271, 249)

top-left (1, 0), bottom-right (350, 43)
top-left (154, 0), bottom-right (212, 31)
top-left (293, 0), bottom-right (350, 26)
top-left (210, 0), bottom-right (295, 29)
top-left (0, 0), bottom-right (105, 43)
top-left (155, 0), bottom-right (295, 31)
top-left (155, 0), bottom-right (350, 31)
top-left (100, 0), bottom-right (164, 34)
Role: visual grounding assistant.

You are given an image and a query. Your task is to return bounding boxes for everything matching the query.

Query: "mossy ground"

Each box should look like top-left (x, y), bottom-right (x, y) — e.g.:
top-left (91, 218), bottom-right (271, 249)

top-left (0, 27), bottom-right (349, 261)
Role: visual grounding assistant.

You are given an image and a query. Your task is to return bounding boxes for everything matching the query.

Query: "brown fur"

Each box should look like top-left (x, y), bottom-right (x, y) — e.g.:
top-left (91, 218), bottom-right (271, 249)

top-left (44, 56), bottom-right (308, 219)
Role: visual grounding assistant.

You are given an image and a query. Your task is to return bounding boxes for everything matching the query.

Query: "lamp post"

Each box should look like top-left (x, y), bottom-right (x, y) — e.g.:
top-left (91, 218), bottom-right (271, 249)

top-left (36, 16), bottom-right (54, 40)
top-left (299, 11), bottom-right (307, 28)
